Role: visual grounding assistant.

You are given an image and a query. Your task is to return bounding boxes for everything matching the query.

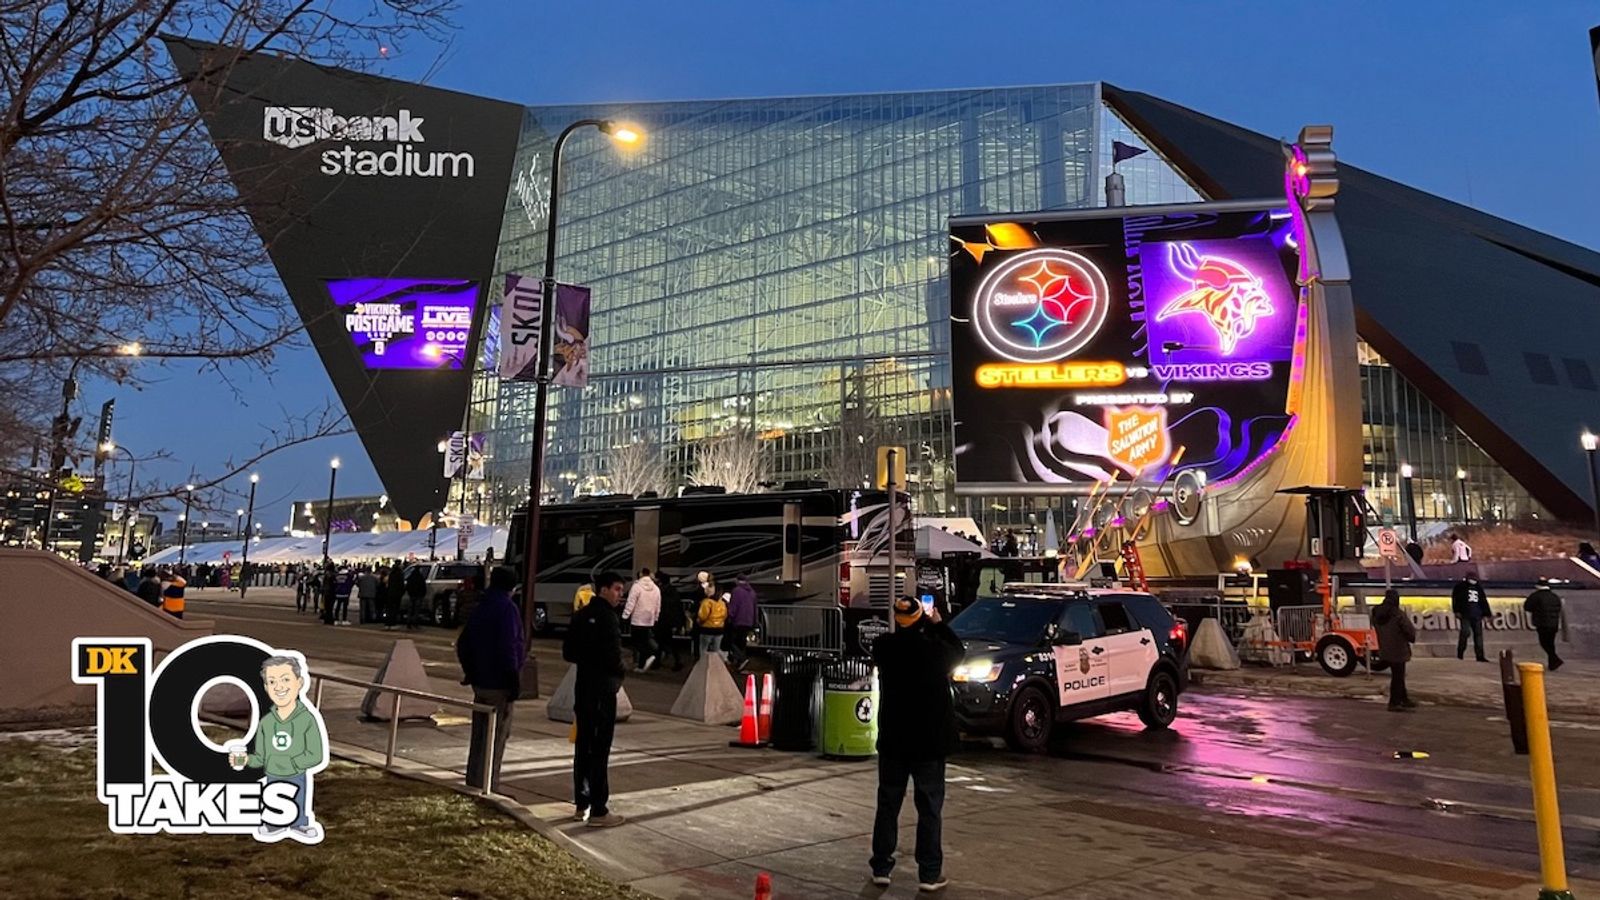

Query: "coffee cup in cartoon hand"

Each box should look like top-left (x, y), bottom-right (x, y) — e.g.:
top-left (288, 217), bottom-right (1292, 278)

top-left (226, 741), bottom-right (248, 771)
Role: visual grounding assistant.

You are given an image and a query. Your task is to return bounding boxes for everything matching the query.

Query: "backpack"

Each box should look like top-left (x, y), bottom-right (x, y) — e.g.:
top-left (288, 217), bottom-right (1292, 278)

top-left (698, 594), bottom-right (728, 630)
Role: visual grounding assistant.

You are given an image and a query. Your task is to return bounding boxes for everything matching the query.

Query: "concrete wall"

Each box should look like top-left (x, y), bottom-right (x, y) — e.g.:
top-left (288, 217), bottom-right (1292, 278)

top-left (0, 549), bottom-right (212, 722)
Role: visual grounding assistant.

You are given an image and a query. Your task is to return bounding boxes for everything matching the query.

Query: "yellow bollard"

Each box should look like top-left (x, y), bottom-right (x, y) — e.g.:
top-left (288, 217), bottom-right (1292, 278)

top-left (1518, 662), bottom-right (1575, 900)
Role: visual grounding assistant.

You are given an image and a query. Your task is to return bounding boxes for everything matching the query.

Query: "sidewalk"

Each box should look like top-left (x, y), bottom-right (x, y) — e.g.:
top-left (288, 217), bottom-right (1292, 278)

top-left (293, 654), bottom-right (1588, 900)
top-left (1194, 657), bottom-right (1600, 719)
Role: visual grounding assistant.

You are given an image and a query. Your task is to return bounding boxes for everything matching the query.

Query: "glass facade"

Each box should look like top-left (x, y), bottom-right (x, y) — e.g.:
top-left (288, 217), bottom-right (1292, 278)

top-left (463, 87), bottom-right (1538, 545)
top-left (467, 86), bottom-right (1203, 525)
top-left (1359, 340), bottom-right (1547, 532)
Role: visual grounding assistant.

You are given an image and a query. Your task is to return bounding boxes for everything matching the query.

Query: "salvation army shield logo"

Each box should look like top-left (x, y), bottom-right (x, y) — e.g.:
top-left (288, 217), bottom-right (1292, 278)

top-left (1104, 406), bottom-right (1171, 476)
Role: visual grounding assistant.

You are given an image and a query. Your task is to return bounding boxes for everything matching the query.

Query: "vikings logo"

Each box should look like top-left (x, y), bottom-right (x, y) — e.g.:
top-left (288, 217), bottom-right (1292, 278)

top-left (1157, 243), bottom-right (1273, 355)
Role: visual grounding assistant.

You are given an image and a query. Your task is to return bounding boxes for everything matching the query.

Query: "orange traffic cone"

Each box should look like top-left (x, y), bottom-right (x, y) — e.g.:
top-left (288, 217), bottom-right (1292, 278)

top-left (730, 673), bottom-right (765, 748)
top-left (757, 672), bottom-right (775, 743)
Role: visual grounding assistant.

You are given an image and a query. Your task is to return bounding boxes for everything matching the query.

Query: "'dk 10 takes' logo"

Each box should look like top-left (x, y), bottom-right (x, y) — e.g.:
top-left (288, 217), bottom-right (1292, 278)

top-left (72, 636), bottom-right (330, 844)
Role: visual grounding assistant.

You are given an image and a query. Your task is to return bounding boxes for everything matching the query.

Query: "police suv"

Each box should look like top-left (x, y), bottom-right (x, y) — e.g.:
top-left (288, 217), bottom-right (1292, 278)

top-left (948, 587), bottom-right (1188, 752)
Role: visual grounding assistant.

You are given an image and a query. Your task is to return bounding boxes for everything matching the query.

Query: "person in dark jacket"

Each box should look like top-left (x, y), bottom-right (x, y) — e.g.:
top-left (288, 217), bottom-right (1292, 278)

top-left (653, 575), bottom-right (686, 671)
top-left (1451, 571), bottom-right (1491, 662)
top-left (456, 566), bottom-right (524, 791)
top-left (384, 564), bottom-right (406, 630)
top-left (1524, 578), bottom-right (1565, 671)
top-left (868, 595), bottom-right (965, 893)
top-left (135, 568), bottom-right (162, 607)
top-left (404, 565), bottom-right (428, 630)
top-left (725, 574), bottom-right (758, 667)
top-left (563, 571), bottom-right (627, 827)
top-left (1372, 589), bottom-right (1418, 711)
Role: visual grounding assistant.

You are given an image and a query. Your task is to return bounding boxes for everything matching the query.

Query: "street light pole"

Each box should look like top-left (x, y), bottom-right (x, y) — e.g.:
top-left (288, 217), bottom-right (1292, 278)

top-left (322, 459), bottom-right (339, 570)
top-left (1456, 468), bottom-right (1469, 526)
top-left (521, 118), bottom-right (641, 638)
top-left (1400, 464), bottom-right (1418, 543)
top-left (241, 473), bottom-right (258, 598)
top-left (1582, 433), bottom-right (1600, 539)
top-left (179, 483), bottom-right (195, 565)
top-left (321, 459), bottom-right (339, 625)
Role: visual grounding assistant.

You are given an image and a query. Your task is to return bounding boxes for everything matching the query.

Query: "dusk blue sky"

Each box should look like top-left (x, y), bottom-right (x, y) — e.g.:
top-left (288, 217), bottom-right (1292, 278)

top-left (99, 1), bottom-right (1600, 529)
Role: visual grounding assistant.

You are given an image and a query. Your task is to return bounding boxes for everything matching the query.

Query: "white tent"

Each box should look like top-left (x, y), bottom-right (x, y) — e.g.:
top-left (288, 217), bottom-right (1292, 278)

top-left (915, 525), bottom-right (995, 560)
top-left (142, 527), bottom-right (508, 567)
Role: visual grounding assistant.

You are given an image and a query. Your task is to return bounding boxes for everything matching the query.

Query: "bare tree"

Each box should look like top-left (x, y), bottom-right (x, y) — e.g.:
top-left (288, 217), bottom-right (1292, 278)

top-left (607, 440), bottom-right (667, 497)
top-left (0, 1), bottom-right (454, 492)
top-left (689, 428), bottom-right (768, 494)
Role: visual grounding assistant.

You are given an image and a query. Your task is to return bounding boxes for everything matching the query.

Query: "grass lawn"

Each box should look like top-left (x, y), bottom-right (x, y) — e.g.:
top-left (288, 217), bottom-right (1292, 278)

top-left (0, 731), bottom-right (649, 900)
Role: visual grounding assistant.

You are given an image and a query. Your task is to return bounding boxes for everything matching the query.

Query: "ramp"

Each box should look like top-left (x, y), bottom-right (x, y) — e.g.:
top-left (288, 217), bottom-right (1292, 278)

top-left (0, 549), bottom-right (212, 721)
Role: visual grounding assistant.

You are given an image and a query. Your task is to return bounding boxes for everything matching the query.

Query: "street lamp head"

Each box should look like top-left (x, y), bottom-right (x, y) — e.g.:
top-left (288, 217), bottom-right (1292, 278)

top-left (100, 441), bottom-right (115, 454)
top-left (601, 120), bottom-right (644, 146)
top-left (1583, 432), bottom-right (1598, 452)
top-left (1400, 464), bottom-right (1414, 479)
top-left (117, 342), bottom-right (142, 357)
top-left (330, 458), bottom-right (340, 470)
top-left (185, 483), bottom-right (196, 492)
top-left (1456, 468), bottom-right (1467, 481)
top-left (249, 472), bottom-right (259, 484)
top-left (235, 508), bottom-right (244, 516)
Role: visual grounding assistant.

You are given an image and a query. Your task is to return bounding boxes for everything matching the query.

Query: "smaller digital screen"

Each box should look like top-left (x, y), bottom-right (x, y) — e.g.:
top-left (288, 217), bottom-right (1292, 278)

top-left (325, 277), bottom-right (478, 369)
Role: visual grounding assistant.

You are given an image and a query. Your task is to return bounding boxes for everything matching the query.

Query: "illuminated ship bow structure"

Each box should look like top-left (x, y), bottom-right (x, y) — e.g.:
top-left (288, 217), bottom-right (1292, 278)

top-left (950, 127), bottom-right (1363, 580)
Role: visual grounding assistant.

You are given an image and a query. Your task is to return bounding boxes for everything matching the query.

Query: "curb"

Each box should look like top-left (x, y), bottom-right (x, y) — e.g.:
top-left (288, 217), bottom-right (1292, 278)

top-left (1190, 669), bottom-right (1600, 719)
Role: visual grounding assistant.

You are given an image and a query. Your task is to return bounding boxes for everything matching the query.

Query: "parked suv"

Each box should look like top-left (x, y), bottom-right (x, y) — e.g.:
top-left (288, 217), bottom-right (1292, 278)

top-left (401, 561), bottom-right (483, 627)
top-left (949, 589), bottom-right (1188, 752)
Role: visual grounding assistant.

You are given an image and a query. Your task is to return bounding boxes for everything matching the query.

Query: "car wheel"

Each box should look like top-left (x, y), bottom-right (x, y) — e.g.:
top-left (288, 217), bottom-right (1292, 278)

top-left (530, 604), bottom-right (550, 635)
top-left (1316, 635), bottom-right (1357, 678)
top-left (1137, 670), bottom-right (1179, 729)
top-left (434, 592), bottom-right (454, 627)
top-left (1369, 658), bottom-right (1390, 673)
top-left (1004, 685), bottom-right (1054, 753)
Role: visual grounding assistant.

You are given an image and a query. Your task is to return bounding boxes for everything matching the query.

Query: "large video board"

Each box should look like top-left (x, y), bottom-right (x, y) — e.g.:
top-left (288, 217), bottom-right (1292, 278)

top-left (949, 204), bottom-right (1303, 490)
top-left (325, 277), bottom-right (478, 369)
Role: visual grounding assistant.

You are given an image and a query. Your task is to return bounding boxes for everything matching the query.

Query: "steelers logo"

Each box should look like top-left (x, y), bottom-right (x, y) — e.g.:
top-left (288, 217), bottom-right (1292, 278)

top-left (272, 732), bottom-right (293, 752)
top-left (972, 248), bottom-right (1111, 363)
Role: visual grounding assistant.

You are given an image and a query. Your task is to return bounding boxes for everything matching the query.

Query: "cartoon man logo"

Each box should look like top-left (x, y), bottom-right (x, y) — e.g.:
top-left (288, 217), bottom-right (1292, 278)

top-left (226, 654), bottom-right (328, 844)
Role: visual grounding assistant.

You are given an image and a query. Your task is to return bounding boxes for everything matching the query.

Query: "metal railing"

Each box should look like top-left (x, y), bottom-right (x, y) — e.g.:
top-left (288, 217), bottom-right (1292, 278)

top-left (309, 670), bottom-right (500, 798)
top-left (754, 605), bottom-right (843, 656)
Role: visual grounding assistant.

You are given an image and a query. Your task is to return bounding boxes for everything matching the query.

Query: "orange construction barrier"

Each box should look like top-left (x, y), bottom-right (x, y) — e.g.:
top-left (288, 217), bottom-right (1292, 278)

top-left (730, 673), bottom-right (765, 748)
top-left (757, 672), bottom-right (775, 743)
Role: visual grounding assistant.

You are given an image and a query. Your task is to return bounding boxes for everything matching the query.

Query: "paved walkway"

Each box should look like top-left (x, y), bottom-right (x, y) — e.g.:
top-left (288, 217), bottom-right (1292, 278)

top-left (280, 649), bottom-right (1595, 900)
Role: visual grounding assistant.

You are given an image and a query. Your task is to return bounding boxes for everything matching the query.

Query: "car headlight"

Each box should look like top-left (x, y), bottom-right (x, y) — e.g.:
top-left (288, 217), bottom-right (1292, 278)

top-left (952, 660), bottom-right (1003, 683)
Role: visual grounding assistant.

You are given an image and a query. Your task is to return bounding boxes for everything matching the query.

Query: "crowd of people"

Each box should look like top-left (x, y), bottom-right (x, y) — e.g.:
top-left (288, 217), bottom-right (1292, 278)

top-left (580, 568), bottom-right (759, 672)
top-left (1374, 570), bottom-right (1568, 712)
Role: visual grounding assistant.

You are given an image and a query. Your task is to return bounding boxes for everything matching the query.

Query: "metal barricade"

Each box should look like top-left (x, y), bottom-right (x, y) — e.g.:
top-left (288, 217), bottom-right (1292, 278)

top-left (754, 605), bottom-right (843, 656)
top-left (1273, 604), bottom-right (1326, 647)
top-left (301, 672), bottom-right (501, 798)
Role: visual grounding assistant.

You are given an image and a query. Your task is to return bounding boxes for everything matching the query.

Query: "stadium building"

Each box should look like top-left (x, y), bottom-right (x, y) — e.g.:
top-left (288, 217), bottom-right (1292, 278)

top-left (170, 40), bottom-right (1600, 551)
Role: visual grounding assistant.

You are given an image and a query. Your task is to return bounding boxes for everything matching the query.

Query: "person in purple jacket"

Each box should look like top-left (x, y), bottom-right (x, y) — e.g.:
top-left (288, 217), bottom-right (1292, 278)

top-left (725, 574), bottom-right (758, 667)
top-left (456, 566), bottom-right (525, 791)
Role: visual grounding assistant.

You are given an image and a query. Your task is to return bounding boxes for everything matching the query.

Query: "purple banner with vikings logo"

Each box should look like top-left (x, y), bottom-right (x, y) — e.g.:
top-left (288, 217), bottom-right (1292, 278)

top-left (948, 205), bottom-right (1301, 489)
top-left (325, 277), bottom-right (478, 369)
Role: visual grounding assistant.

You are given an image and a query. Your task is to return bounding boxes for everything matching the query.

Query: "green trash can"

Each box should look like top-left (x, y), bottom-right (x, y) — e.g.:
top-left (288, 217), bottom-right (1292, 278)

top-left (819, 660), bottom-right (877, 759)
